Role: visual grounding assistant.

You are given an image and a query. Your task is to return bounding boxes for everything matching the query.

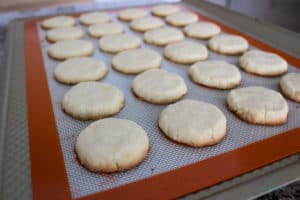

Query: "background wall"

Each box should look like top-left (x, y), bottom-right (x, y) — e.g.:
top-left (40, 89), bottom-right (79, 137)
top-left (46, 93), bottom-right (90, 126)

top-left (206, 0), bottom-right (300, 33)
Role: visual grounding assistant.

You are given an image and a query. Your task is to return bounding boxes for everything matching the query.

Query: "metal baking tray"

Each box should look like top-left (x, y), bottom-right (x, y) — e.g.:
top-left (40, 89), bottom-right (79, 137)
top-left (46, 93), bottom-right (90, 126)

top-left (1, 1), bottom-right (300, 199)
top-left (37, 5), bottom-right (300, 199)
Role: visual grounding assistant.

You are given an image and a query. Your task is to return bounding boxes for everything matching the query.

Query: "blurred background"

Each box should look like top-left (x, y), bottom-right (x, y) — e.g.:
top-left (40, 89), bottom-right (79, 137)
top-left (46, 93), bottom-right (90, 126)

top-left (0, 0), bottom-right (299, 34)
top-left (205, 0), bottom-right (300, 33)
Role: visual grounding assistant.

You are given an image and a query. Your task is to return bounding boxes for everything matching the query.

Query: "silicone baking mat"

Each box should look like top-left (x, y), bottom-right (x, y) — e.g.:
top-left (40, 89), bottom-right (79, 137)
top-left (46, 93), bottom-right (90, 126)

top-left (24, 3), bottom-right (300, 200)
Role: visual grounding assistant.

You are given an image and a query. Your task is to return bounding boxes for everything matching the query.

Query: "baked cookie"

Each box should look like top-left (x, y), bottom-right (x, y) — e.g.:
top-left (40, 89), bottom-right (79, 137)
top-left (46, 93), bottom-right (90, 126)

top-left (239, 50), bottom-right (288, 76)
top-left (41, 16), bottom-right (75, 29)
top-left (227, 86), bottom-right (288, 125)
top-left (164, 40), bottom-right (208, 64)
top-left (54, 57), bottom-right (108, 84)
top-left (166, 12), bottom-right (198, 27)
top-left (76, 118), bottom-right (149, 172)
top-left (99, 34), bottom-right (141, 53)
top-left (184, 22), bottom-right (221, 39)
top-left (88, 22), bottom-right (124, 38)
top-left (151, 4), bottom-right (180, 17)
top-left (208, 34), bottom-right (248, 55)
top-left (112, 48), bottom-right (161, 74)
top-left (132, 69), bottom-right (187, 104)
top-left (46, 26), bottom-right (84, 42)
top-left (79, 12), bottom-right (111, 25)
top-left (159, 99), bottom-right (226, 147)
top-left (189, 60), bottom-right (241, 89)
top-left (48, 39), bottom-right (94, 60)
top-left (62, 82), bottom-right (125, 120)
top-left (130, 16), bottom-right (164, 32)
top-left (118, 8), bottom-right (147, 21)
top-left (280, 73), bottom-right (300, 103)
top-left (144, 27), bottom-right (184, 46)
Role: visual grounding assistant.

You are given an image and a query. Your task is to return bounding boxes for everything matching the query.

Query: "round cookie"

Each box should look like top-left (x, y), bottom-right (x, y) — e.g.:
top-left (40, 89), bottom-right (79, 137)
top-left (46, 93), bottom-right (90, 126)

top-left (99, 34), bottom-right (141, 53)
top-left (76, 118), bottom-right (149, 172)
top-left (88, 22), bottom-right (124, 38)
top-left (166, 12), bottom-right (198, 27)
top-left (48, 39), bottom-right (94, 60)
top-left (159, 99), bottom-right (226, 147)
top-left (130, 16), bottom-right (164, 32)
top-left (79, 12), bottom-right (111, 25)
top-left (164, 40), bottom-right (208, 64)
top-left (227, 86), bottom-right (288, 125)
top-left (208, 34), bottom-right (248, 55)
top-left (62, 82), bottom-right (125, 120)
top-left (112, 48), bottom-right (161, 74)
top-left (189, 60), bottom-right (241, 89)
top-left (41, 16), bottom-right (75, 29)
top-left (280, 73), bottom-right (300, 103)
top-left (151, 4), bottom-right (180, 17)
top-left (118, 8), bottom-right (147, 21)
top-left (239, 50), bottom-right (288, 76)
top-left (132, 69), bottom-right (187, 104)
top-left (46, 26), bottom-right (84, 42)
top-left (184, 22), bottom-right (221, 39)
top-left (144, 27), bottom-right (184, 46)
top-left (54, 57), bottom-right (108, 84)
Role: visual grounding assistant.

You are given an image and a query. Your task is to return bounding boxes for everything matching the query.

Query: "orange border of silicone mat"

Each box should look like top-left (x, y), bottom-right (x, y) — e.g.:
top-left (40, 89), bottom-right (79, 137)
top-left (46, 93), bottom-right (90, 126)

top-left (25, 19), bottom-right (72, 200)
top-left (25, 5), bottom-right (300, 200)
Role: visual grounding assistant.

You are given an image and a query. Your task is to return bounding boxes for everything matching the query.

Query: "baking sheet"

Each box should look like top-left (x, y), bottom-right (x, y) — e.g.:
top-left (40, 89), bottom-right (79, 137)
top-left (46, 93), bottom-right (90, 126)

top-left (37, 5), bottom-right (300, 199)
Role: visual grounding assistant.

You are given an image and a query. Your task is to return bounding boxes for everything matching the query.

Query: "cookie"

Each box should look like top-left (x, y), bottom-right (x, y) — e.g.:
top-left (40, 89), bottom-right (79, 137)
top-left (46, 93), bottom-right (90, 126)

top-left (130, 16), bottom-right (164, 32)
top-left (79, 12), bottom-right (111, 25)
top-left (88, 22), bottom-right (124, 38)
top-left (132, 69), bottom-right (187, 104)
top-left (144, 27), bottom-right (184, 46)
top-left (41, 16), bottom-right (75, 29)
top-left (62, 82), bottom-right (125, 120)
top-left (112, 48), bottom-right (161, 74)
top-left (99, 34), bottom-right (141, 53)
top-left (159, 99), bottom-right (226, 147)
top-left (189, 60), bottom-right (241, 89)
top-left (208, 34), bottom-right (248, 55)
top-left (280, 73), bottom-right (300, 103)
top-left (184, 22), bottom-right (221, 39)
top-left (239, 50), bottom-right (288, 76)
top-left (46, 26), bottom-right (84, 42)
top-left (76, 118), bottom-right (149, 172)
top-left (227, 86), bottom-right (288, 125)
top-left (151, 4), bottom-right (180, 17)
top-left (54, 57), bottom-right (108, 84)
top-left (48, 39), bottom-right (94, 60)
top-left (118, 8), bottom-right (147, 21)
top-left (164, 40), bottom-right (208, 64)
top-left (165, 12), bottom-right (198, 27)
